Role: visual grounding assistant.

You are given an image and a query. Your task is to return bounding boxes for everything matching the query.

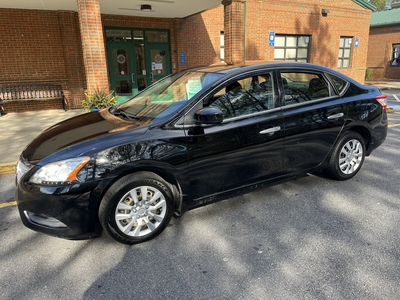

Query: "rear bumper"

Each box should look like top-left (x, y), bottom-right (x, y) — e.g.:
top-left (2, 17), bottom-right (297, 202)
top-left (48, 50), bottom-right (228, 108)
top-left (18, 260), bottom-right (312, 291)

top-left (367, 111), bottom-right (388, 156)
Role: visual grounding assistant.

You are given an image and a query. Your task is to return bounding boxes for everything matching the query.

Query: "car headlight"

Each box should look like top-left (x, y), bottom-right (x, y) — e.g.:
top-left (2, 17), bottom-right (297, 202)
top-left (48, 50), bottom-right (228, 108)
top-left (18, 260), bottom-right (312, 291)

top-left (29, 157), bottom-right (90, 185)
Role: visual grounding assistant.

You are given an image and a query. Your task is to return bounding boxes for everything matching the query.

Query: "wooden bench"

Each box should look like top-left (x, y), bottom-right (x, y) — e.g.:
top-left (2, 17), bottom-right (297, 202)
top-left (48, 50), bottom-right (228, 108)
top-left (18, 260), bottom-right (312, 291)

top-left (0, 83), bottom-right (66, 115)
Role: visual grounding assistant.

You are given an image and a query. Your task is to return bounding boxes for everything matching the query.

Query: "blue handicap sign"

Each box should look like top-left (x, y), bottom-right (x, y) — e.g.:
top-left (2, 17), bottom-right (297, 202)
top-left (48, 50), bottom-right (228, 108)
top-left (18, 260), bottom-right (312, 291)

top-left (180, 53), bottom-right (186, 65)
top-left (355, 38), bottom-right (359, 48)
top-left (269, 32), bottom-right (275, 46)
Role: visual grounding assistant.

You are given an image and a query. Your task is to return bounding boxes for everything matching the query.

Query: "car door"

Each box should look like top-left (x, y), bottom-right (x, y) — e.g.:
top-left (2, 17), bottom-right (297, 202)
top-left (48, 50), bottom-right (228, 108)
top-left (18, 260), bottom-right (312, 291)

top-left (278, 70), bottom-right (348, 173)
top-left (184, 72), bottom-right (285, 201)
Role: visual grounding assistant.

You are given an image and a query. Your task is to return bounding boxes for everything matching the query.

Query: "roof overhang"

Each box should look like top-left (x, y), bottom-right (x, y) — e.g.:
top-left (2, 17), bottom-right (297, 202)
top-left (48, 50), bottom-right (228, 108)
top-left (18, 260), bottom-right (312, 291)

top-left (352, 0), bottom-right (377, 12)
top-left (0, 0), bottom-right (222, 18)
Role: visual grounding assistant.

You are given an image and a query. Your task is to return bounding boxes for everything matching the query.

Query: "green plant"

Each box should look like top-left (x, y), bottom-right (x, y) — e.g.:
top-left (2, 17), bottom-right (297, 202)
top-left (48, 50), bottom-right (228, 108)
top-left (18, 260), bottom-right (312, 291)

top-left (365, 68), bottom-right (373, 81)
top-left (81, 88), bottom-right (117, 112)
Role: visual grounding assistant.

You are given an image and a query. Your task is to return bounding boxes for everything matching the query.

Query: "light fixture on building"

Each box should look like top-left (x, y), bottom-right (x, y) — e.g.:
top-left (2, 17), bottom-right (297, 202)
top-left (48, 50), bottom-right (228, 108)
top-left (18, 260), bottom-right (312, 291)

top-left (141, 4), bottom-right (152, 12)
top-left (321, 8), bottom-right (330, 16)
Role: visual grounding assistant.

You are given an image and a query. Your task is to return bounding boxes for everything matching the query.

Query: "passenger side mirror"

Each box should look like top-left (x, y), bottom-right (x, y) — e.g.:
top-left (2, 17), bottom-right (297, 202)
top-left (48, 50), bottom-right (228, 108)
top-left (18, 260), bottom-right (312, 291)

top-left (194, 107), bottom-right (223, 125)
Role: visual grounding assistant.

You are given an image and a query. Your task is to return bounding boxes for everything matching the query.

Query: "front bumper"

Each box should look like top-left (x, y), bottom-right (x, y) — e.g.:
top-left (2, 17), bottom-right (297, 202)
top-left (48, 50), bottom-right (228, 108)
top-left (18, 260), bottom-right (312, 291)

top-left (16, 179), bottom-right (104, 240)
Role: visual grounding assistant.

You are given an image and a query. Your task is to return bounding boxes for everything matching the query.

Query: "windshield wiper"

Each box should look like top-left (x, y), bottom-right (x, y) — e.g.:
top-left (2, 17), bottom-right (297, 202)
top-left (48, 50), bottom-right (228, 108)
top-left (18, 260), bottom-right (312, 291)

top-left (112, 110), bottom-right (140, 120)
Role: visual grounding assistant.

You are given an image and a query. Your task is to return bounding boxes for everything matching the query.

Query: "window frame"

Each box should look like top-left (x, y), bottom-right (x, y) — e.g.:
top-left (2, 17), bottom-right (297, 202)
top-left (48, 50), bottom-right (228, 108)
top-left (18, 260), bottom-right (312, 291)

top-left (274, 35), bottom-right (311, 63)
top-left (391, 44), bottom-right (400, 66)
top-left (338, 37), bottom-right (353, 69)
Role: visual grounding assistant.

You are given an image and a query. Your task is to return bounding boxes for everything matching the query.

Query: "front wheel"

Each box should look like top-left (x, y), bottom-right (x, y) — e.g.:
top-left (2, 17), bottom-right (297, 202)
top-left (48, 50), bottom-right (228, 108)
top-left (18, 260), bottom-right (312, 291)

top-left (325, 132), bottom-right (366, 180)
top-left (99, 172), bottom-right (174, 245)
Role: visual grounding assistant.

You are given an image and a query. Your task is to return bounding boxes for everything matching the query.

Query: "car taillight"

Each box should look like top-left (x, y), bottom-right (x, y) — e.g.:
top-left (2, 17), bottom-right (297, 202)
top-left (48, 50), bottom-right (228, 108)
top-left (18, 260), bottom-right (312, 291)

top-left (375, 94), bottom-right (387, 110)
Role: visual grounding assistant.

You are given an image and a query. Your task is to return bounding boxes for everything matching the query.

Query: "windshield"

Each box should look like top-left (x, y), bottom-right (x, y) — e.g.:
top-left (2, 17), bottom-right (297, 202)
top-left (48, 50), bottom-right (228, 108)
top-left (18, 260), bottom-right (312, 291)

top-left (113, 71), bottom-right (223, 122)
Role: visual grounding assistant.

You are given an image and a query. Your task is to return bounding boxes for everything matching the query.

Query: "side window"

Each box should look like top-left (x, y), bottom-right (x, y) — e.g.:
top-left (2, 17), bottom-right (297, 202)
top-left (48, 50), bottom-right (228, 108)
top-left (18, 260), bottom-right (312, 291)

top-left (281, 72), bottom-right (330, 106)
top-left (326, 73), bottom-right (348, 95)
top-left (209, 73), bottom-right (275, 119)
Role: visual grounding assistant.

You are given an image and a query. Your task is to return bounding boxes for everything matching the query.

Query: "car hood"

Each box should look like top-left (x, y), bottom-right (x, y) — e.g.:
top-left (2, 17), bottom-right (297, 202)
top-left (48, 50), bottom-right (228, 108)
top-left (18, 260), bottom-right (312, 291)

top-left (22, 109), bottom-right (151, 164)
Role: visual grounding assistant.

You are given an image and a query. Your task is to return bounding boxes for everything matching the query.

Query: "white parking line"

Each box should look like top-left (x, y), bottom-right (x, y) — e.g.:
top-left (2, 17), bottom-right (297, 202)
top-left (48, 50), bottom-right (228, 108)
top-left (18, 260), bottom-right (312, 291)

top-left (393, 94), bottom-right (400, 102)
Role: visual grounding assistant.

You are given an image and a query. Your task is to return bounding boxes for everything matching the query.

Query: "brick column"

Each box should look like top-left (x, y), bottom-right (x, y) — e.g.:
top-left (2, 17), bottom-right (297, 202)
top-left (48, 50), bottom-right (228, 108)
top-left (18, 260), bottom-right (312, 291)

top-left (222, 0), bottom-right (245, 65)
top-left (77, 0), bottom-right (109, 93)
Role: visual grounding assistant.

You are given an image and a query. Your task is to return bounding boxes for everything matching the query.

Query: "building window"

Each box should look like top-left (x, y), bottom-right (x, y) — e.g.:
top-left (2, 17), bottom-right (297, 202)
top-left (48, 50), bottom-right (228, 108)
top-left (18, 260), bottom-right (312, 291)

top-left (220, 31), bottom-right (225, 62)
top-left (274, 35), bottom-right (310, 62)
top-left (392, 44), bottom-right (400, 66)
top-left (338, 37), bottom-right (353, 68)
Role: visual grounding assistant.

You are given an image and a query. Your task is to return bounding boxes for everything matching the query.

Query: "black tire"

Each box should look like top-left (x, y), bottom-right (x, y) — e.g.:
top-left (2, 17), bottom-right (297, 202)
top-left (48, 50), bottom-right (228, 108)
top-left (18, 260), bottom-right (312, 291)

top-left (326, 132), bottom-right (366, 180)
top-left (99, 172), bottom-right (174, 245)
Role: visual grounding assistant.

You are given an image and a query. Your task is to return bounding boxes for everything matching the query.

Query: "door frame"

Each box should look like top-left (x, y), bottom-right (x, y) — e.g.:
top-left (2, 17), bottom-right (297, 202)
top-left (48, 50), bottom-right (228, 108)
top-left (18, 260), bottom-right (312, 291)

top-left (105, 27), bottom-right (172, 102)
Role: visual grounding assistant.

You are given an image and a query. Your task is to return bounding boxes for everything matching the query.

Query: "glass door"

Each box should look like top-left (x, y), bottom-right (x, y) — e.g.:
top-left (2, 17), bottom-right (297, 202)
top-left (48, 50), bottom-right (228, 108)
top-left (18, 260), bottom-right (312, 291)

top-left (147, 44), bottom-right (171, 85)
top-left (107, 43), bottom-right (136, 104)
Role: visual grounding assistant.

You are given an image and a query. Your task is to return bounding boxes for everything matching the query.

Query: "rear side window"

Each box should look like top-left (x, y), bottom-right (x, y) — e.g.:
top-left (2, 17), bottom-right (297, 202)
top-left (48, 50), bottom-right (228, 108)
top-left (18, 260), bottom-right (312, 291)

top-left (327, 73), bottom-right (348, 95)
top-left (280, 72), bottom-right (330, 105)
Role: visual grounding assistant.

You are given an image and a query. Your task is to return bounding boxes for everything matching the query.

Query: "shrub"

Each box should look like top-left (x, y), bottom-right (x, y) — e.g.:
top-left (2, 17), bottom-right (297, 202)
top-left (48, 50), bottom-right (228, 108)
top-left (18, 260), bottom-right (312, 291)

top-left (81, 88), bottom-right (117, 112)
top-left (365, 68), bottom-right (373, 80)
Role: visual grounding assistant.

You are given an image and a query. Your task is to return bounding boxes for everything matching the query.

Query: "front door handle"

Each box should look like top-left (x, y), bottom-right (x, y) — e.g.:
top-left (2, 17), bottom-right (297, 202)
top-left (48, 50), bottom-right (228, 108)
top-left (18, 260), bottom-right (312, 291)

top-left (327, 113), bottom-right (344, 120)
top-left (260, 126), bottom-right (281, 135)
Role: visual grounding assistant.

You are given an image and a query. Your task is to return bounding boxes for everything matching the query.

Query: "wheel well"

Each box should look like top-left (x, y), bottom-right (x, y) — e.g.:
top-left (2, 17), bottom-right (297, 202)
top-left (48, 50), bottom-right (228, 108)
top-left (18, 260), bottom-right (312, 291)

top-left (344, 126), bottom-right (371, 151)
top-left (95, 166), bottom-right (183, 215)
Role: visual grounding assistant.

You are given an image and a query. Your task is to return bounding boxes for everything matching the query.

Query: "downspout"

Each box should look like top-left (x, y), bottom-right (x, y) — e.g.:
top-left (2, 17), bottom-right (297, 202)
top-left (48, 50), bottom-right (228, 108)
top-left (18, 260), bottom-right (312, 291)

top-left (243, 1), bottom-right (247, 65)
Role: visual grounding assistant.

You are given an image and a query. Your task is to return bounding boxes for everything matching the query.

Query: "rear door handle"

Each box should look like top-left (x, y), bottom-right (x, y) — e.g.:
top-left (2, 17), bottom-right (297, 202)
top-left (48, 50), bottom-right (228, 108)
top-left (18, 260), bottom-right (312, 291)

top-left (327, 113), bottom-right (344, 120)
top-left (260, 126), bottom-right (281, 135)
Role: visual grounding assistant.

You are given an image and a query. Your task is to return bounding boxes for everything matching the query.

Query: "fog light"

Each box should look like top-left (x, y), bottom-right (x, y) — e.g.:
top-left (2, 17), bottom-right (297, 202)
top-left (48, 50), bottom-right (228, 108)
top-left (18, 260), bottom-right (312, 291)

top-left (24, 211), bottom-right (67, 229)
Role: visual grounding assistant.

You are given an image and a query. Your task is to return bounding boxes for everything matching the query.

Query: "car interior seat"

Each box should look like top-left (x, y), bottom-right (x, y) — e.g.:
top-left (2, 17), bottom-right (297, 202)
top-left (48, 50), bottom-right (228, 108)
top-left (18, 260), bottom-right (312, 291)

top-left (308, 78), bottom-right (329, 99)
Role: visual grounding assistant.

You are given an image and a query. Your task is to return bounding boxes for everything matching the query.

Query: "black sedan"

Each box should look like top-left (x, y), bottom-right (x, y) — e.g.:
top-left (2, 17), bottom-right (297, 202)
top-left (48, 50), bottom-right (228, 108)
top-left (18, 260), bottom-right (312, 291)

top-left (16, 62), bottom-right (388, 244)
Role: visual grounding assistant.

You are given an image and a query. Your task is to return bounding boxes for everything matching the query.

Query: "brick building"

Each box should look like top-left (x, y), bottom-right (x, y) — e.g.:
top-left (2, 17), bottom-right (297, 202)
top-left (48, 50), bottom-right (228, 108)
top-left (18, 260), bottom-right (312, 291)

top-left (0, 0), bottom-right (375, 112)
top-left (366, 0), bottom-right (400, 81)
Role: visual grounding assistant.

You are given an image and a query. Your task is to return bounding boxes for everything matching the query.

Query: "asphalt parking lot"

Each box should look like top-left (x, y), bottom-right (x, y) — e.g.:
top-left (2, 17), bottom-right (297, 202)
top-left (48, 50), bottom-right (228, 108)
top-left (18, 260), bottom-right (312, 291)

top-left (0, 85), bottom-right (399, 299)
top-left (1, 109), bottom-right (400, 300)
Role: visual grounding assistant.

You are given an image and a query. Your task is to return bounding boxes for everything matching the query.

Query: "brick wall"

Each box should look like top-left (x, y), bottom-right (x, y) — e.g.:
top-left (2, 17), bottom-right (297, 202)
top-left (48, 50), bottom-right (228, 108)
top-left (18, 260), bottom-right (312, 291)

top-left (0, 0), bottom-right (373, 113)
top-left (176, 0), bottom-right (372, 82)
top-left (0, 9), bottom-right (85, 111)
top-left (222, 0), bottom-right (372, 83)
top-left (177, 7), bottom-right (225, 69)
top-left (367, 25), bottom-right (400, 80)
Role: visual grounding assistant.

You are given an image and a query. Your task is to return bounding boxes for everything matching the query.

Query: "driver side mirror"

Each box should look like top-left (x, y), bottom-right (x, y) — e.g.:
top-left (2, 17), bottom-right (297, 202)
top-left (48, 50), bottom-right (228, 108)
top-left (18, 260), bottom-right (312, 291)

top-left (194, 107), bottom-right (223, 125)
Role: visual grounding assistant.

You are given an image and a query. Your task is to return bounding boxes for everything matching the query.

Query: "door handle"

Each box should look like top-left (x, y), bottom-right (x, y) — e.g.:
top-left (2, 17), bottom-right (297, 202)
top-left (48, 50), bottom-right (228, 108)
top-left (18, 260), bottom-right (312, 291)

top-left (327, 113), bottom-right (344, 120)
top-left (131, 73), bottom-right (135, 84)
top-left (260, 126), bottom-right (281, 135)
top-left (150, 73), bottom-right (154, 82)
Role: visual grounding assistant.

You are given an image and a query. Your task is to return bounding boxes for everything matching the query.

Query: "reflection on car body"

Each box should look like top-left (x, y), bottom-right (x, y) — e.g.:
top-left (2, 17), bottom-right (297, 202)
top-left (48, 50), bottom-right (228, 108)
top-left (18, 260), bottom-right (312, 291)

top-left (16, 62), bottom-right (388, 244)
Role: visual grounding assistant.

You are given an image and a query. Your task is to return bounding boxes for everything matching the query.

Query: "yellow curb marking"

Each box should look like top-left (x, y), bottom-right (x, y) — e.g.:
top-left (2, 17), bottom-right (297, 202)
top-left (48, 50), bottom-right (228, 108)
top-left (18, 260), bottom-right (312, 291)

top-left (0, 161), bottom-right (17, 176)
top-left (388, 124), bottom-right (400, 128)
top-left (0, 201), bottom-right (17, 208)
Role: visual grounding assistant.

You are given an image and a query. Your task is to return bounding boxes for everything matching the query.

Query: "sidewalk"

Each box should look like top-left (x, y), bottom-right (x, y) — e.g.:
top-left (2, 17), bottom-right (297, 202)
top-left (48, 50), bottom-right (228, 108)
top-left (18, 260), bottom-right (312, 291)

top-left (366, 81), bottom-right (400, 90)
top-left (0, 109), bottom-right (85, 174)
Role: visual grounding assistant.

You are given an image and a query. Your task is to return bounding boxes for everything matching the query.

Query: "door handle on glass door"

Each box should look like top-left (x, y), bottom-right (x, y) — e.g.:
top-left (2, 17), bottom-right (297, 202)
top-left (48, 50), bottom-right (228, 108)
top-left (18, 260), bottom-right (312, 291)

top-left (259, 126), bottom-right (281, 135)
top-left (131, 73), bottom-right (135, 84)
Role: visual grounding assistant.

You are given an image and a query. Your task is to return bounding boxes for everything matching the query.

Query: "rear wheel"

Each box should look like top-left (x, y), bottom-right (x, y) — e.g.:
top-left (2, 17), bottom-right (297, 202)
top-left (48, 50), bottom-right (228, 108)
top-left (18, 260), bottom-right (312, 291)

top-left (99, 172), bottom-right (174, 244)
top-left (326, 132), bottom-right (365, 180)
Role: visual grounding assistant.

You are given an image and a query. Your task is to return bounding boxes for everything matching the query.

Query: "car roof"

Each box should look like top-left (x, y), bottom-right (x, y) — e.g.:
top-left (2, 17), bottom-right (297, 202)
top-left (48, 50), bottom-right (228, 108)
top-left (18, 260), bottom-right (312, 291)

top-left (189, 61), bottom-right (359, 85)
